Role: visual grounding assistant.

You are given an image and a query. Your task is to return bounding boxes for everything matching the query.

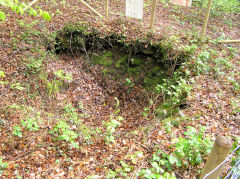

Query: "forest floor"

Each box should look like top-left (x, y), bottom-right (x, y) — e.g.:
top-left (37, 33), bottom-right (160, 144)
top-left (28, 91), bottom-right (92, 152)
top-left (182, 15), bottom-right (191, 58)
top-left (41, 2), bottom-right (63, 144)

top-left (0, 0), bottom-right (240, 178)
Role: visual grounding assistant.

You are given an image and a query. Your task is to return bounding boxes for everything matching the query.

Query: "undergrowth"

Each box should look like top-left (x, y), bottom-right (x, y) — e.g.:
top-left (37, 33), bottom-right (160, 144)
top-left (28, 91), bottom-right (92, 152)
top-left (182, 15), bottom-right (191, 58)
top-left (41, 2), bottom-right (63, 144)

top-left (0, 3), bottom-right (239, 177)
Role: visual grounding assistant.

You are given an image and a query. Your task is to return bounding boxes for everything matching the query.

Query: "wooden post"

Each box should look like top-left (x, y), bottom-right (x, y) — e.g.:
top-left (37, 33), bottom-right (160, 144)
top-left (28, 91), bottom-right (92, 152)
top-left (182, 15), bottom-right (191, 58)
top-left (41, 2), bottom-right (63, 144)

top-left (186, 0), bottom-right (192, 7)
top-left (105, 0), bottom-right (109, 18)
top-left (201, 0), bottom-right (213, 38)
top-left (79, 0), bottom-right (103, 18)
top-left (150, 0), bottom-right (157, 32)
top-left (200, 136), bottom-right (233, 179)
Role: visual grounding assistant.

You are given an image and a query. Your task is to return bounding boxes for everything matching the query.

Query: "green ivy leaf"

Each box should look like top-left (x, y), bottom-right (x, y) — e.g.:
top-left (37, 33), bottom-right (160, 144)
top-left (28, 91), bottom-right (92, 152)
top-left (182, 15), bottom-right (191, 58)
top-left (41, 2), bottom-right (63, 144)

top-left (42, 11), bottom-right (51, 21)
top-left (168, 155), bottom-right (177, 165)
top-left (30, 9), bottom-right (37, 16)
top-left (175, 158), bottom-right (182, 167)
top-left (0, 0), bottom-right (7, 6)
top-left (39, 9), bottom-right (43, 16)
top-left (0, 10), bottom-right (6, 21)
top-left (19, 6), bottom-right (24, 15)
top-left (11, 4), bottom-right (17, 12)
top-left (0, 71), bottom-right (5, 78)
top-left (195, 153), bottom-right (202, 164)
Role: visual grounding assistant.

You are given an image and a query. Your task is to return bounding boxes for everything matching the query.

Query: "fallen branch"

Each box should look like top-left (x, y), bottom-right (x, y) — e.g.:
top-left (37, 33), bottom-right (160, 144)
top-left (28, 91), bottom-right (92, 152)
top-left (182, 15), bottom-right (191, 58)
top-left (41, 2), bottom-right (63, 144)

top-left (23, 0), bottom-right (39, 11)
top-left (218, 40), bottom-right (240, 43)
top-left (79, 0), bottom-right (103, 18)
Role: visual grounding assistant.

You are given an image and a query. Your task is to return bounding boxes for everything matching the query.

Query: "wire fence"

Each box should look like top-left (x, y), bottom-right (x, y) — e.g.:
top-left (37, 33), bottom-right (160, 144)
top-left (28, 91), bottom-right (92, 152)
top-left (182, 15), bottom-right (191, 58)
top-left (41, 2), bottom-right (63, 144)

top-left (225, 158), bottom-right (240, 179)
top-left (203, 145), bottom-right (240, 179)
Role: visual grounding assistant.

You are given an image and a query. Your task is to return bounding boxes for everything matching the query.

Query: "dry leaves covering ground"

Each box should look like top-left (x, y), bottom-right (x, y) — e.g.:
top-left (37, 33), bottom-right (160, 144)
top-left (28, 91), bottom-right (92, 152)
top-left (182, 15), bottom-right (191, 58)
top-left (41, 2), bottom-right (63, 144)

top-left (0, 0), bottom-right (239, 178)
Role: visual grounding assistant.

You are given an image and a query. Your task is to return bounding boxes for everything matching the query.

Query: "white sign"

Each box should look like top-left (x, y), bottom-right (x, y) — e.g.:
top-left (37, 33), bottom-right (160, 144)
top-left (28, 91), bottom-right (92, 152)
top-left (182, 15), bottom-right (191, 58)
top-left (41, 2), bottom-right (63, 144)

top-left (126, 0), bottom-right (143, 19)
top-left (170, 0), bottom-right (192, 7)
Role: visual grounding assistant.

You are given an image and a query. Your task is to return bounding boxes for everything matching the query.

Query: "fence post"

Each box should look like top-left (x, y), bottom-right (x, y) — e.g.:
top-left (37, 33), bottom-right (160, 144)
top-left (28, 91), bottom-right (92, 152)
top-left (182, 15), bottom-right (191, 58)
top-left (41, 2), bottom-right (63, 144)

top-left (150, 0), bottom-right (157, 31)
top-left (201, 0), bottom-right (213, 38)
top-left (105, 0), bottom-right (109, 18)
top-left (200, 136), bottom-right (233, 179)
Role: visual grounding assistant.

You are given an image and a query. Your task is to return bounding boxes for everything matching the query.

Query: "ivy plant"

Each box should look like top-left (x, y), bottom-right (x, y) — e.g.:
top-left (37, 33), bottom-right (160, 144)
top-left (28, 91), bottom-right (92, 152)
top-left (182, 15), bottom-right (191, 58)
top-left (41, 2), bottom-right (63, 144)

top-left (0, 0), bottom-right (51, 21)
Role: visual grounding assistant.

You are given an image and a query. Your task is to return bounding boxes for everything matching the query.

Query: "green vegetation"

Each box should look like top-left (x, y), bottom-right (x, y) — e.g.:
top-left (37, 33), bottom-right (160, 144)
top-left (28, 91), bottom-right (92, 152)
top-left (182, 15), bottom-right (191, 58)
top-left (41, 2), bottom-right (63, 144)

top-left (92, 51), bottom-right (113, 67)
top-left (201, 0), bottom-right (240, 14)
top-left (139, 126), bottom-right (212, 178)
top-left (46, 70), bottom-right (73, 96)
top-left (0, 0), bottom-right (51, 21)
top-left (0, 159), bottom-right (8, 176)
top-left (88, 48), bottom-right (174, 91)
top-left (50, 120), bottom-right (79, 148)
top-left (103, 98), bottom-right (124, 145)
top-left (12, 126), bottom-right (22, 138)
top-left (231, 137), bottom-right (240, 166)
top-left (155, 75), bottom-right (192, 117)
top-left (49, 103), bottom-right (96, 147)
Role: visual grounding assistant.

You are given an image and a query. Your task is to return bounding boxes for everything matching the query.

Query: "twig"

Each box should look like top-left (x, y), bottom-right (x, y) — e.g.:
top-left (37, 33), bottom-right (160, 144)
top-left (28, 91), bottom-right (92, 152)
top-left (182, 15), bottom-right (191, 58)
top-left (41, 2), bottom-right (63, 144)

top-left (134, 140), bottom-right (152, 152)
top-left (81, 39), bottom-right (91, 68)
top-left (23, 0), bottom-right (39, 11)
top-left (70, 32), bottom-right (76, 58)
top-left (53, 76), bottom-right (56, 99)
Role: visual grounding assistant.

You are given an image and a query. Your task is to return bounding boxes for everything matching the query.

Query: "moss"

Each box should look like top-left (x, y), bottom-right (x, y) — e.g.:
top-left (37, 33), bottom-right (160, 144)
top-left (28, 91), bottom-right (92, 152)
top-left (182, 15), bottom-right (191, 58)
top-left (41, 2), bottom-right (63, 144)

top-left (151, 66), bottom-right (161, 73)
top-left (127, 67), bottom-right (141, 76)
top-left (143, 67), bottom-right (168, 91)
top-left (55, 24), bottom-right (192, 68)
top-left (92, 51), bottom-right (113, 67)
top-left (54, 24), bottom-right (193, 91)
top-left (104, 51), bottom-right (113, 58)
top-left (102, 69), bottom-right (108, 76)
top-left (115, 55), bottom-right (128, 68)
top-left (91, 49), bottom-right (169, 90)
top-left (130, 57), bottom-right (143, 66)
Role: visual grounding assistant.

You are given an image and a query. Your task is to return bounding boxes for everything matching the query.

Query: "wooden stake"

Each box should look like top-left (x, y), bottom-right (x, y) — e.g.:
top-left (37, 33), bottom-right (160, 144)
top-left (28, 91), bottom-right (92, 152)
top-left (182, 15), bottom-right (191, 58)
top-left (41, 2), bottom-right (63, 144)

top-left (105, 0), bottom-right (109, 18)
top-left (201, 0), bottom-right (213, 38)
top-left (79, 0), bottom-right (103, 18)
top-left (200, 136), bottom-right (233, 179)
top-left (218, 40), bottom-right (240, 43)
top-left (150, 0), bottom-right (157, 32)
